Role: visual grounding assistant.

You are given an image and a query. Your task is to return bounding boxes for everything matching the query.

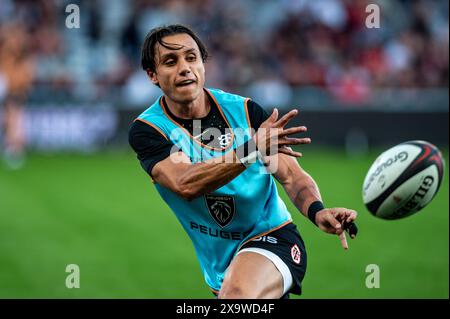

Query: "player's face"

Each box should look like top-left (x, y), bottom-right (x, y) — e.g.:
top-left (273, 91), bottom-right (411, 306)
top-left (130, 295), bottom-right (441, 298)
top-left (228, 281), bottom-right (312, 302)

top-left (149, 33), bottom-right (205, 104)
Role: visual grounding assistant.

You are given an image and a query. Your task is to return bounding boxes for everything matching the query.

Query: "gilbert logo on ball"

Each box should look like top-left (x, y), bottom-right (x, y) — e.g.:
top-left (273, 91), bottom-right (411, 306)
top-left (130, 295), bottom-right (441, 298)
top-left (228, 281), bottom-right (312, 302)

top-left (363, 140), bottom-right (445, 220)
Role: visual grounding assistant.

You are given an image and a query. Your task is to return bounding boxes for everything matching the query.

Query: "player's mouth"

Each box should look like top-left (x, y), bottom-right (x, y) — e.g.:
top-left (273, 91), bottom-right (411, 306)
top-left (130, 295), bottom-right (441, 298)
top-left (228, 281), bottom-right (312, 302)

top-left (175, 79), bottom-right (196, 87)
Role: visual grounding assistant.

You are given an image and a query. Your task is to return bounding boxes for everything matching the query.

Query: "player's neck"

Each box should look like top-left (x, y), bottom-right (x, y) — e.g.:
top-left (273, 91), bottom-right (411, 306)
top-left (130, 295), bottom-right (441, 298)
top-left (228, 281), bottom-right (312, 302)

top-left (165, 90), bottom-right (210, 120)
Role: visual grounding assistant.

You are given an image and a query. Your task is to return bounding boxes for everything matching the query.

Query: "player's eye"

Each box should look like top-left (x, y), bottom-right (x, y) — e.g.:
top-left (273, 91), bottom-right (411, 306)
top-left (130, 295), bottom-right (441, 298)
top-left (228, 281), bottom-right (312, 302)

top-left (164, 59), bottom-right (176, 66)
top-left (186, 55), bottom-right (196, 62)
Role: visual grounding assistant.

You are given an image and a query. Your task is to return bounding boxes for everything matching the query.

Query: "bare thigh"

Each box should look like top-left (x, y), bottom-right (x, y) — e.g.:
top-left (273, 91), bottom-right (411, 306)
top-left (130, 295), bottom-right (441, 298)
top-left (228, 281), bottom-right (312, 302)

top-left (218, 251), bottom-right (283, 299)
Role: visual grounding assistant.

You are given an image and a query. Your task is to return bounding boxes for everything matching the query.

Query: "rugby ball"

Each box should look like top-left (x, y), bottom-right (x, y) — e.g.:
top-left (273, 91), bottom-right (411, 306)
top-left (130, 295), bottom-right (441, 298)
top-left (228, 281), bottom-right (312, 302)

top-left (363, 140), bottom-right (445, 220)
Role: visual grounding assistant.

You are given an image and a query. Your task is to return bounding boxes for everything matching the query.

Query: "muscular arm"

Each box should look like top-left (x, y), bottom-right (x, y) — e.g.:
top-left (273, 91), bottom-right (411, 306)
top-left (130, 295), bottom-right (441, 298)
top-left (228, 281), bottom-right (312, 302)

top-left (271, 152), bottom-right (322, 218)
top-left (152, 150), bottom-right (245, 201)
top-left (272, 151), bottom-right (358, 249)
top-left (129, 119), bottom-right (247, 201)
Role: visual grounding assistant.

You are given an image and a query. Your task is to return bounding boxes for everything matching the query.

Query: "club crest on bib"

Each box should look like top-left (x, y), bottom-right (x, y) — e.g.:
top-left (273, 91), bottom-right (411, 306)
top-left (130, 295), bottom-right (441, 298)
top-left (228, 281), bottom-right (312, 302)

top-left (205, 194), bottom-right (235, 228)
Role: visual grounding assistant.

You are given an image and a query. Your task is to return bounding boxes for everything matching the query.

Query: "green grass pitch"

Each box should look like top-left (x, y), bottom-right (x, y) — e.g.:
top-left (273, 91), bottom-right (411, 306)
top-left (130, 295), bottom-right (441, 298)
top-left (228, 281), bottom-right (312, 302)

top-left (0, 148), bottom-right (448, 298)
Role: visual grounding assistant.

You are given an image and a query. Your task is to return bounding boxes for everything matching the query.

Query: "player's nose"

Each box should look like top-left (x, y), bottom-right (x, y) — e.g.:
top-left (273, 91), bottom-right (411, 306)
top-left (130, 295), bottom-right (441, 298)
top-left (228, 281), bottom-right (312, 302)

top-left (178, 60), bottom-right (191, 76)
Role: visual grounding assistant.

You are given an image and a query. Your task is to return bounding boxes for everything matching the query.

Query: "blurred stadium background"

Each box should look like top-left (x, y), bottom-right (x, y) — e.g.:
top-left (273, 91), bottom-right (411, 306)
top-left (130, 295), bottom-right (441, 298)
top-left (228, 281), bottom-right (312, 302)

top-left (0, 0), bottom-right (448, 298)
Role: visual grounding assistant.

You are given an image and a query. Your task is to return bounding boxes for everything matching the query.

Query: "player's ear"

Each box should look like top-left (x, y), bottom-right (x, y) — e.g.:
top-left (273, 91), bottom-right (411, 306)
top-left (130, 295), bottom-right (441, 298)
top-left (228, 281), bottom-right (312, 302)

top-left (146, 69), bottom-right (159, 86)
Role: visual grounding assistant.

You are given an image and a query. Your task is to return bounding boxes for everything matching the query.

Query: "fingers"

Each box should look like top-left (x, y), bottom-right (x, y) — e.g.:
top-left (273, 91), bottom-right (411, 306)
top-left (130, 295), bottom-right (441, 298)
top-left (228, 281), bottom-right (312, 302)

top-left (329, 208), bottom-right (358, 240)
top-left (324, 213), bottom-right (343, 235)
top-left (278, 137), bottom-right (311, 146)
top-left (267, 108), bottom-right (279, 124)
top-left (345, 222), bottom-right (358, 239)
top-left (329, 211), bottom-right (349, 249)
top-left (278, 146), bottom-right (302, 157)
top-left (339, 232), bottom-right (348, 250)
top-left (332, 208), bottom-right (358, 223)
top-left (346, 210), bottom-right (358, 223)
top-left (343, 211), bottom-right (358, 239)
top-left (317, 208), bottom-right (358, 249)
top-left (273, 109), bottom-right (298, 128)
top-left (279, 126), bottom-right (308, 138)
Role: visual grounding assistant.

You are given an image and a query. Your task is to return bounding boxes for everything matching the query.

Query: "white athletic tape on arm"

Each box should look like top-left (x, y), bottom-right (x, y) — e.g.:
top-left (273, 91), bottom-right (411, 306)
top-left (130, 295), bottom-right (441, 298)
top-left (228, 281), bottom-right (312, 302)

top-left (236, 138), bottom-right (261, 168)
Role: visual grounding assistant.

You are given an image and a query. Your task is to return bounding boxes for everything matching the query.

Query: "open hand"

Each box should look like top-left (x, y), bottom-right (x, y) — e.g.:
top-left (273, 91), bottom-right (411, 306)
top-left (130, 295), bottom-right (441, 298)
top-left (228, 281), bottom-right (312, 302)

top-left (253, 108), bottom-right (311, 158)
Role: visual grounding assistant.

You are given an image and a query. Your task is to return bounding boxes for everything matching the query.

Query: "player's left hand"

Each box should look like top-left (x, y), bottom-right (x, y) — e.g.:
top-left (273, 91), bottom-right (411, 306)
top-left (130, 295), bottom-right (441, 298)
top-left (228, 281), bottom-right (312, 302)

top-left (315, 208), bottom-right (358, 250)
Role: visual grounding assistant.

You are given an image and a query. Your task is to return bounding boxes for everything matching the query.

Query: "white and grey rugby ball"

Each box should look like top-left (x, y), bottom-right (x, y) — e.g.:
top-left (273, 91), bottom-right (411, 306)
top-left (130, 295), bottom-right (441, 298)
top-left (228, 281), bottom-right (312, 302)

top-left (363, 140), bottom-right (445, 220)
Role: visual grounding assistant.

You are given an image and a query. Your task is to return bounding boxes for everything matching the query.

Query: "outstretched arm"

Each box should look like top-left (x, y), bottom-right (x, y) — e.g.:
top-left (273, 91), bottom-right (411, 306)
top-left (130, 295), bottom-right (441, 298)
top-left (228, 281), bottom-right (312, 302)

top-left (272, 151), bottom-right (358, 249)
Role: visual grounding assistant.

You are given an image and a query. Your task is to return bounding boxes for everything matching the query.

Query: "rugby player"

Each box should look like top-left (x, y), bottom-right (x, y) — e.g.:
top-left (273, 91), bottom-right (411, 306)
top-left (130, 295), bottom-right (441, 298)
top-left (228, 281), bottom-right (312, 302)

top-left (129, 24), bottom-right (358, 299)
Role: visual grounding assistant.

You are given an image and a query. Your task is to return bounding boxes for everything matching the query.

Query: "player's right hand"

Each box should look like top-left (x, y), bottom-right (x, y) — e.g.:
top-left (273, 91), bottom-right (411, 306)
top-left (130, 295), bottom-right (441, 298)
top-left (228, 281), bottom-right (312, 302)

top-left (253, 108), bottom-right (311, 158)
